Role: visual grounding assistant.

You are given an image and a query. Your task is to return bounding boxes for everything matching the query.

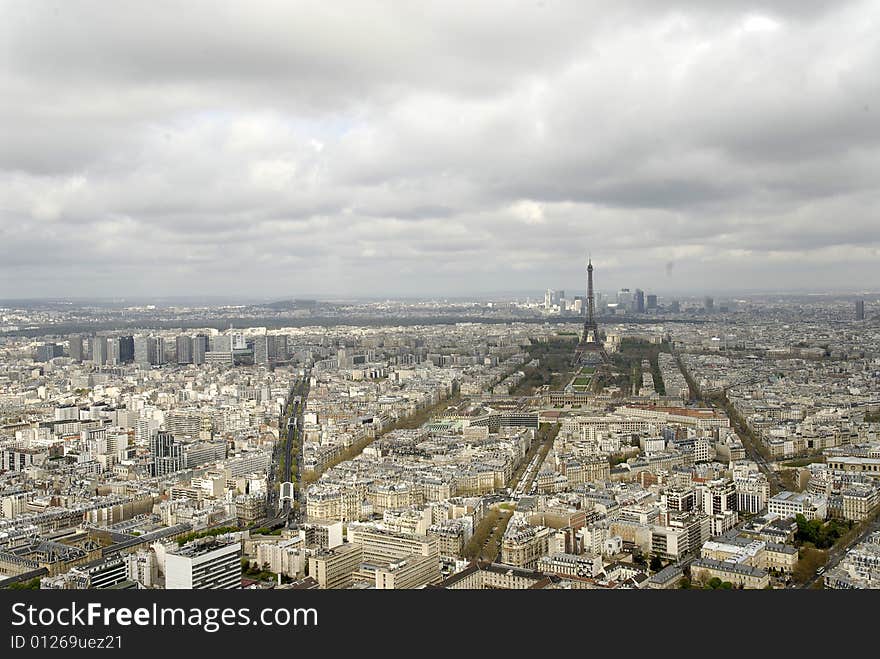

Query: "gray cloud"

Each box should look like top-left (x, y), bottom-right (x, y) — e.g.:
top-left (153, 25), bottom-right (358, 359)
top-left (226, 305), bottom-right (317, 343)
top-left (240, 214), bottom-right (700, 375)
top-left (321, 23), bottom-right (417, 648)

top-left (1, 0), bottom-right (879, 298)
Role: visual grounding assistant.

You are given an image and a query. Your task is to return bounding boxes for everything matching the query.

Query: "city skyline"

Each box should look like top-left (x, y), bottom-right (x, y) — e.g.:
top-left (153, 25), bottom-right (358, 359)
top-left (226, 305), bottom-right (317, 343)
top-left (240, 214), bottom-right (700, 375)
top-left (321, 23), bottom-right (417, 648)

top-left (3, 292), bottom-right (879, 595)
top-left (1, 286), bottom-right (878, 308)
top-left (0, 250), bottom-right (879, 305)
top-left (6, 2), bottom-right (880, 646)
top-left (3, 1), bottom-right (880, 298)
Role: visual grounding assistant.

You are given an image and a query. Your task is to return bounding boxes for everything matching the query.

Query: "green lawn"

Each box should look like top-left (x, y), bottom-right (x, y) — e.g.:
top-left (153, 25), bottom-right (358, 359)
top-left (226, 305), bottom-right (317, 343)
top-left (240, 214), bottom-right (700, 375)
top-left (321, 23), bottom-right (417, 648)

top-left (782, 456), bottom-right (826, 468)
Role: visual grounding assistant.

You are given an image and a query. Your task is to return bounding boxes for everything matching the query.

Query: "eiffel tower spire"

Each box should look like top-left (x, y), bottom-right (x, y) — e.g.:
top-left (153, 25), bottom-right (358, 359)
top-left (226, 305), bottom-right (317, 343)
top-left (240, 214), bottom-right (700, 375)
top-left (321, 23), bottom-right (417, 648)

top-left (583, 256), bottom-right (598, 344)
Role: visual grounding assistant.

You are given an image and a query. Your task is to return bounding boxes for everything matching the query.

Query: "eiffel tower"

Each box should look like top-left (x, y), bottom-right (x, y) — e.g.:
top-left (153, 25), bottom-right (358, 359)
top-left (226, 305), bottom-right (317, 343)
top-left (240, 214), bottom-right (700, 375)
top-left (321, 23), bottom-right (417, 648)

top-left (573, 257), bottom-right (607, 365)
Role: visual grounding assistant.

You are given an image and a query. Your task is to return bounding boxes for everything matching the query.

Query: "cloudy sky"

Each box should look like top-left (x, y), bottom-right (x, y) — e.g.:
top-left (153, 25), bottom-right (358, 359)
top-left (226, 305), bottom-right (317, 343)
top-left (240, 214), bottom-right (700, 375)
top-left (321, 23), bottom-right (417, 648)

top-left (2, 1), bottom-right (879, 299)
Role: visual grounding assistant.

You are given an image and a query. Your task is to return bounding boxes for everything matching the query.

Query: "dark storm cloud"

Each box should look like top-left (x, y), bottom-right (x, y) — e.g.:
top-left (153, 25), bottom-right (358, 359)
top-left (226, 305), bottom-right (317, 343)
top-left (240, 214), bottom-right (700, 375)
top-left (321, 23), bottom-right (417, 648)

top-left (1, 0), bottom-right (879, 297)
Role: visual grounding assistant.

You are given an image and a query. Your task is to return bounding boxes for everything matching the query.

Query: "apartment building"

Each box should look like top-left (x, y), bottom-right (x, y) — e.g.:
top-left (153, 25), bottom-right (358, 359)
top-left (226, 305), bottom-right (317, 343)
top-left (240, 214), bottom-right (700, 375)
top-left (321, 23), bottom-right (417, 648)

top-left (165, 540), bottom-right (242, 589)
top-left (690, 558), bottom-right (770, 589)
top-left (308, 544), bottom-right (364, 589)
top-left (374, 554), bottom-right (441, 589)
top-left (501, 525), bottom-right (551, 569)
top-left (767, 491), bottom-right (827, 521)
top-left (347, 525), bottom-right (439, 565)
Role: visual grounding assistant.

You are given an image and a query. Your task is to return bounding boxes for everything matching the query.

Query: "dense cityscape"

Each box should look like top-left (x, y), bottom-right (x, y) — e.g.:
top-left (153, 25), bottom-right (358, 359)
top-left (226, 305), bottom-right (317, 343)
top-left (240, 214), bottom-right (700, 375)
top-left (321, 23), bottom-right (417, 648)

top-left (3, 23), bottom-right (880, 658)
top-left (2, 261), bottom-right (878, 591)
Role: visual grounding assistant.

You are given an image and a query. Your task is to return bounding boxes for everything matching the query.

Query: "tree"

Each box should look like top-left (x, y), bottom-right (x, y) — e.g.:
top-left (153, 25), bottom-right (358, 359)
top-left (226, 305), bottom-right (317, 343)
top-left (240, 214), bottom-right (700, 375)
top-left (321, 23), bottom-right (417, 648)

top-left (7, 577), bottom-right (41, 590)
top-left (632, 549), bottom-right (647, 566)
top-left (795, 514), bottom-right (849, 549)
top-left (650, 554), bottom-right (663, 572)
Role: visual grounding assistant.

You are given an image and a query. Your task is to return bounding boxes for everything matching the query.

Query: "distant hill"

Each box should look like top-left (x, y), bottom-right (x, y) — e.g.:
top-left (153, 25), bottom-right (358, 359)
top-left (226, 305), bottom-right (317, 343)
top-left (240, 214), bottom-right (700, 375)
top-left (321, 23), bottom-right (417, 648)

top-left (260, 299), bottom-right (319, 311)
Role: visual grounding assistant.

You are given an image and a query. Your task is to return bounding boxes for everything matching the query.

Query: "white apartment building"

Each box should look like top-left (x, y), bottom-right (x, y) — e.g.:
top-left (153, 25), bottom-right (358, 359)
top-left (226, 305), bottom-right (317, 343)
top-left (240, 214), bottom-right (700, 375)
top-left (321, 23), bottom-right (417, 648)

top-left (165, 540), bottom-right (241, 589)
top-left (767, 491), bottom-right (827, 521)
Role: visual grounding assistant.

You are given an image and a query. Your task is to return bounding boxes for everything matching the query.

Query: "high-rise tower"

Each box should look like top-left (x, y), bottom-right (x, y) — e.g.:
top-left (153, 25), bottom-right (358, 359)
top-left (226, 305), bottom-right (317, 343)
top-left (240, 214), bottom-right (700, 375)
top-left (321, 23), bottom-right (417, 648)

top-left (582, 258), bottom-right (599, 345)
top-left (573, 256), bottom-right (608, 368)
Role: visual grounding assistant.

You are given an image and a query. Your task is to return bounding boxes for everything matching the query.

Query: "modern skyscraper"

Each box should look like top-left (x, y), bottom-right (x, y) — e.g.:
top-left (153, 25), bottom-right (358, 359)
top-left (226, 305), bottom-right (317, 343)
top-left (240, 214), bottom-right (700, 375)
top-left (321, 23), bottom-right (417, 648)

top-left (176, 335), bottom-right (193, 364)
top-left (634, 289), bottom-right (645, 313)
top-left (134, 336), bottom-right (150, 365)
top-left (151, 430), bottom-right (184, 476)
top-left (646, 294), bottom-right (658, 311)
top-left (704, 296), bottom-right (714, 312)
top-left (118, 335), bottom-right (135, 363)
top-left (543, 290), bottom-right (565, 309)
top-left (212, 335), bottom-right (232, 353)
top-left (154, 337), bottom-right (166, 365)
top-left (69, 336), bottom-right (84, 362)
top-left (856, 300), bottom-right (866, 321)
top-left (91, 336), bottom-right (108, 365)
top-left (134, 335), bottom-right (161, 366)
top-left (670, 300), bottom-right (681, 313)
top-left (35, 343), bottom-right (58, 362)
top-left (107, 338), bottom-right (121, 365)
top-left (254, 335), bottom-right (270, 364)
top-left (193, 335), bottom-right (207, 365)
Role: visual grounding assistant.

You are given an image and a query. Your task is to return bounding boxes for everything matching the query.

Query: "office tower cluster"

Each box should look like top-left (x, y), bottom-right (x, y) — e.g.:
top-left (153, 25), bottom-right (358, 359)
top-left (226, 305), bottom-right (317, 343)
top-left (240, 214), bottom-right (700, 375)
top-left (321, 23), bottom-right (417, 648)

top-left (62, 335), bottom-right (135, 365)
top-left (541, 257), bottom-right (690, 317)
top-left (544, 289), bottom-right (566, 310)
top-left (53, 331), bottom-right (291, 368)
top-left (253, 334), bottom-right (290, 365)
top-left (611, 288), bottom-right (670, 314)
top-left (540, 280), bottom-right (695, 317)
top-left (541, 256), bottom-right (747, 317)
